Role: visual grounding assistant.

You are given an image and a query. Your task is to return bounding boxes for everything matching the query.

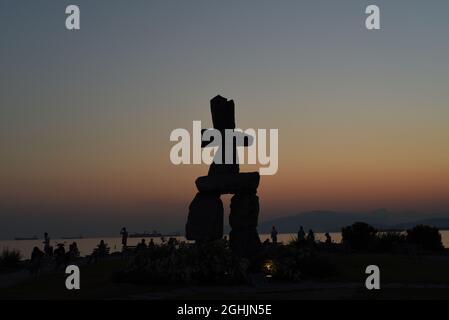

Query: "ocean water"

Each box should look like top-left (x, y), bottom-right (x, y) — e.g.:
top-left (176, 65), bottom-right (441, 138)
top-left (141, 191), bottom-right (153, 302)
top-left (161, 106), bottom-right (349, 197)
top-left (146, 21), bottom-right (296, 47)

top-left (1, 231), bottom-right (448, 260)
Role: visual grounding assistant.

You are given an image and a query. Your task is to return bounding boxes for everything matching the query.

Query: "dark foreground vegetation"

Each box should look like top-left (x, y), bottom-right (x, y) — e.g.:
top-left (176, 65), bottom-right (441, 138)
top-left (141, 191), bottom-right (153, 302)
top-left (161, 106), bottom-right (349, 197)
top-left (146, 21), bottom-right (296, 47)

top-left (113, 223), bottom-right (445, 285)
top-left (1, 223), bottom-right (448, 299)
top-left (342, 223), bottom-right (444, 253)
top-left (113, 239), bottom-right (337, 285)
top-left (0, 248), bottom-right (22, 273)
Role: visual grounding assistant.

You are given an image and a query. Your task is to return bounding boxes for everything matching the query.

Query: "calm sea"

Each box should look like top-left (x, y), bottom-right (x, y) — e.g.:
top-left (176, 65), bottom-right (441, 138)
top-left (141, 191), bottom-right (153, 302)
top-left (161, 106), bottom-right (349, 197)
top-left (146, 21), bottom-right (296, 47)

top-left (1, 231), bottom-right (448, 260)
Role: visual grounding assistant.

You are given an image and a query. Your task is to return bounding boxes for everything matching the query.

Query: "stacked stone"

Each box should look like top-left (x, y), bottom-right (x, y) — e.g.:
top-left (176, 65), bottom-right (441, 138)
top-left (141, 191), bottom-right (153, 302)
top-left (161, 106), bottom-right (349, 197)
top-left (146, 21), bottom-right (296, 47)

top-left (229, 186), bottom-right (260, 257)
top-left (185, 95), bottom-right (261, 257)
top-left (185, 192), bottom-right (223, 242)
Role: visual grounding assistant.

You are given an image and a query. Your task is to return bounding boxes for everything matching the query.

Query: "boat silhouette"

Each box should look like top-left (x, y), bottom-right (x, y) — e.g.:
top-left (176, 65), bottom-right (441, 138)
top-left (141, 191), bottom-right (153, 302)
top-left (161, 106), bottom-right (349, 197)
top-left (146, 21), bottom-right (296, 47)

top-left (129, 231), bottom-right (162, 238)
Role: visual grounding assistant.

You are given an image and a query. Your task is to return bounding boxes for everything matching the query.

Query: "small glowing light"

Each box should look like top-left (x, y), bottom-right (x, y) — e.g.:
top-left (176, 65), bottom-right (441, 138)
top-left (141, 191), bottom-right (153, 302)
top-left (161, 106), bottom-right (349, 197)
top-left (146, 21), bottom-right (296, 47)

top-left (262, 259), bottom-right (276, 276)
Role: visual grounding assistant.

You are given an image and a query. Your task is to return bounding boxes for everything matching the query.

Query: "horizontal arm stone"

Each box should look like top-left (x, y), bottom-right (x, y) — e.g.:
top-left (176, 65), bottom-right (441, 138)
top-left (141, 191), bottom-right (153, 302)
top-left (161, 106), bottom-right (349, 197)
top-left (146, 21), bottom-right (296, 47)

top-left (195, 172), bottom-right (260, 194)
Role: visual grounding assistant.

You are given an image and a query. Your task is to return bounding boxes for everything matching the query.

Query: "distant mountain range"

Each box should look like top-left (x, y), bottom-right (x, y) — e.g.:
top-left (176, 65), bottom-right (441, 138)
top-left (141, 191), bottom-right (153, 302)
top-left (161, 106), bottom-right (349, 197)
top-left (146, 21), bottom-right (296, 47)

top-left (257, 209), bottom-right (449, 233)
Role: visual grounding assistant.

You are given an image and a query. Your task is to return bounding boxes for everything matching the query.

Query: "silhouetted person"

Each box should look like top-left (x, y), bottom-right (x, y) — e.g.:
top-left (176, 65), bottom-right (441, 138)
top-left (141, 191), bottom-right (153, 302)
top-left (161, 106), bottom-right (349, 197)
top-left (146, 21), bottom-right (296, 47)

top-left (31, 246), bottom-right (44, 261)
top-left (271, 226), bottom-right (278, 244)
top-left (97, 240), bottom-right (108, 255)
top-left (30, 247), bottom-right (45, 276)
top-left (43, 232), bottom-right (52, 256)
top-left (89, 240), bottom-right (110, 263)
top-left (68, 242), bottom-right (80, 258)
top-left (325, 232), bottom-right (332, 245)
top-left (54, 243), bottom-right (65, 255)
top-left (148, 238), bottom-right (155, 248)
top-left (297, 226), bottom-right (306, 245)
top-left (306, 229), bottom-right (315, 245)
top-left (120, 227), bottom-right (128, 249)
top-left (168, 237), bottom-right (178, 248)
top-left (54, 243), bottom-right (66, 270)
top-left (136, 238), bottom-right (147, 252)
top-left (43, 232), bottom-right (50, 247)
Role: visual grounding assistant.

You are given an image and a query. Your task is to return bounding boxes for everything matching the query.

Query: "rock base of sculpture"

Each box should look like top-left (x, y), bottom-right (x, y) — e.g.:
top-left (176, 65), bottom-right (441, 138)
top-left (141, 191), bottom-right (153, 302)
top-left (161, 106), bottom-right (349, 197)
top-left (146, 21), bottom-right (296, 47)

top-left (186, 172), bottom-right (261, 257)
top-left (229, 193), bottom-right (259, 228)
top-left (229, 227), bottom-right (261, 258)
top-left (186, 193), bottom-right (223, 241)
top-left (229, 193), bottom-right (261, 257)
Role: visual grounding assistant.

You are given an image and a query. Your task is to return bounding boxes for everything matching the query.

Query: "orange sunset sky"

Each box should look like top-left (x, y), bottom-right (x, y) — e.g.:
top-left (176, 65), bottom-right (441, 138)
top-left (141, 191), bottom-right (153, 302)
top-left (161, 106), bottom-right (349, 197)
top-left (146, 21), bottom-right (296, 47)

top-left (1, 1), bottom-right (449, 237)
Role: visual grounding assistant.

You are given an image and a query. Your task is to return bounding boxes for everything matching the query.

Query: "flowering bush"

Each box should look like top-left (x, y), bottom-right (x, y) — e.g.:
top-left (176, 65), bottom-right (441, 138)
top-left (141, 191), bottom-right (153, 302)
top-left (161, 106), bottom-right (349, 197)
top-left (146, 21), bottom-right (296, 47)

top-left (261, 245), bottom-right (336, 281)
top-left (114, 240), bottom-right (250, 285)
top-left (114, 239), bottom-right (337, 285)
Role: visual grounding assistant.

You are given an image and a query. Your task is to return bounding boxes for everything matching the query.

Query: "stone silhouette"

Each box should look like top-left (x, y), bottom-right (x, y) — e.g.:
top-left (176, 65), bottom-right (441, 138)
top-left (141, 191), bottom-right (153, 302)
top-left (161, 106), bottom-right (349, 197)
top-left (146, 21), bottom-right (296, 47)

top-left (186, 95), bottom-right (261, 257)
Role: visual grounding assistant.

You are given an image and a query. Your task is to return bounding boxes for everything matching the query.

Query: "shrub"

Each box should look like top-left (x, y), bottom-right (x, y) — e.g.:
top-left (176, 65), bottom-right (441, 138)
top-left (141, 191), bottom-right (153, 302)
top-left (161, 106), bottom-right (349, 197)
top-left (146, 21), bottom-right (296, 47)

top-left (342, 222), bottom-right (377, 252)
top-left (406, 225), bottom-right (444, 252)
top-left (0, 248), bottom-right (22, 269)
top-left (113, 240), bottom-right (250, 285)
top-left (262, 245), bottom-right (336, 281)
top-left (114, 239), bottom-right (337, 285)
top-left (376, 232), bottom-right (406, 252)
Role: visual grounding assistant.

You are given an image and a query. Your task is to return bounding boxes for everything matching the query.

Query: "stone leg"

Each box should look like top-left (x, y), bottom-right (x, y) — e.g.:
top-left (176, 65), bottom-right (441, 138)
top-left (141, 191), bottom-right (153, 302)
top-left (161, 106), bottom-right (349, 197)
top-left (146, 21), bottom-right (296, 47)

top-left (229, 193), bottom-right (261, 257)
top-left (185, 193), bottom-right (223, 241)
top-left (229, 228), bottom-right (261, 258)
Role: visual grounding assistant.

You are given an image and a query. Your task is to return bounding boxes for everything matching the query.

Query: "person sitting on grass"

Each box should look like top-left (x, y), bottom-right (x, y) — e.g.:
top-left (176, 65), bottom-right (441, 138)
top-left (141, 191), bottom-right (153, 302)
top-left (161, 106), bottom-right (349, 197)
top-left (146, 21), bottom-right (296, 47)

top-left (88, 240), bottom-right (110, 263)
top-left (136, 239), bottom-right (147, 252)
top-left (306, 229), bottom-right (315, 246)
top-left (68, 242), bottom-right (80, 259)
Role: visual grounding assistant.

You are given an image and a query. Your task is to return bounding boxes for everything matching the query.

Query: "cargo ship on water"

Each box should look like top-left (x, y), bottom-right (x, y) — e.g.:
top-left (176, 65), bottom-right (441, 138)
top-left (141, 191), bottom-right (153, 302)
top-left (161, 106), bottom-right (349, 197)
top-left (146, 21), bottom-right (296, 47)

top-left (129, 231), bottom-right (180, 238)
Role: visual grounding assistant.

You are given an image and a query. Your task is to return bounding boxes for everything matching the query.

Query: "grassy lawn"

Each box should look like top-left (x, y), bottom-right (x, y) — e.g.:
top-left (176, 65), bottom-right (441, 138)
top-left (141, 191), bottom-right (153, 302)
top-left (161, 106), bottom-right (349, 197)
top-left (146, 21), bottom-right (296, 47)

top-left (325, 253), bottom-right (449, 284)
top-left (0, 259), bottom-right (178, 300)
top-left (1, 253), bottom-right (449, 299)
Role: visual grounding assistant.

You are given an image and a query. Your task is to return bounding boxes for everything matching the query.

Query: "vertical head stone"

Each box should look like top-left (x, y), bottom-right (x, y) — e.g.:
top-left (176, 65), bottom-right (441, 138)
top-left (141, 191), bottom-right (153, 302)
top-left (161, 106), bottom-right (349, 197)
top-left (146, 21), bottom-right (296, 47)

top-left (210, 95), bottom-right (235, 129)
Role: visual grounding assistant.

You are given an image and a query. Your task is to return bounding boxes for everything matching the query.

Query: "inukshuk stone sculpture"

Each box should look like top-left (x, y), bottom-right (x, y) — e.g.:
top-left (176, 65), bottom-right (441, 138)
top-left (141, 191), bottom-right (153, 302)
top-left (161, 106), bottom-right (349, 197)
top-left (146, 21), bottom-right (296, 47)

top-left (186, 95), bottom-right (261, 257)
